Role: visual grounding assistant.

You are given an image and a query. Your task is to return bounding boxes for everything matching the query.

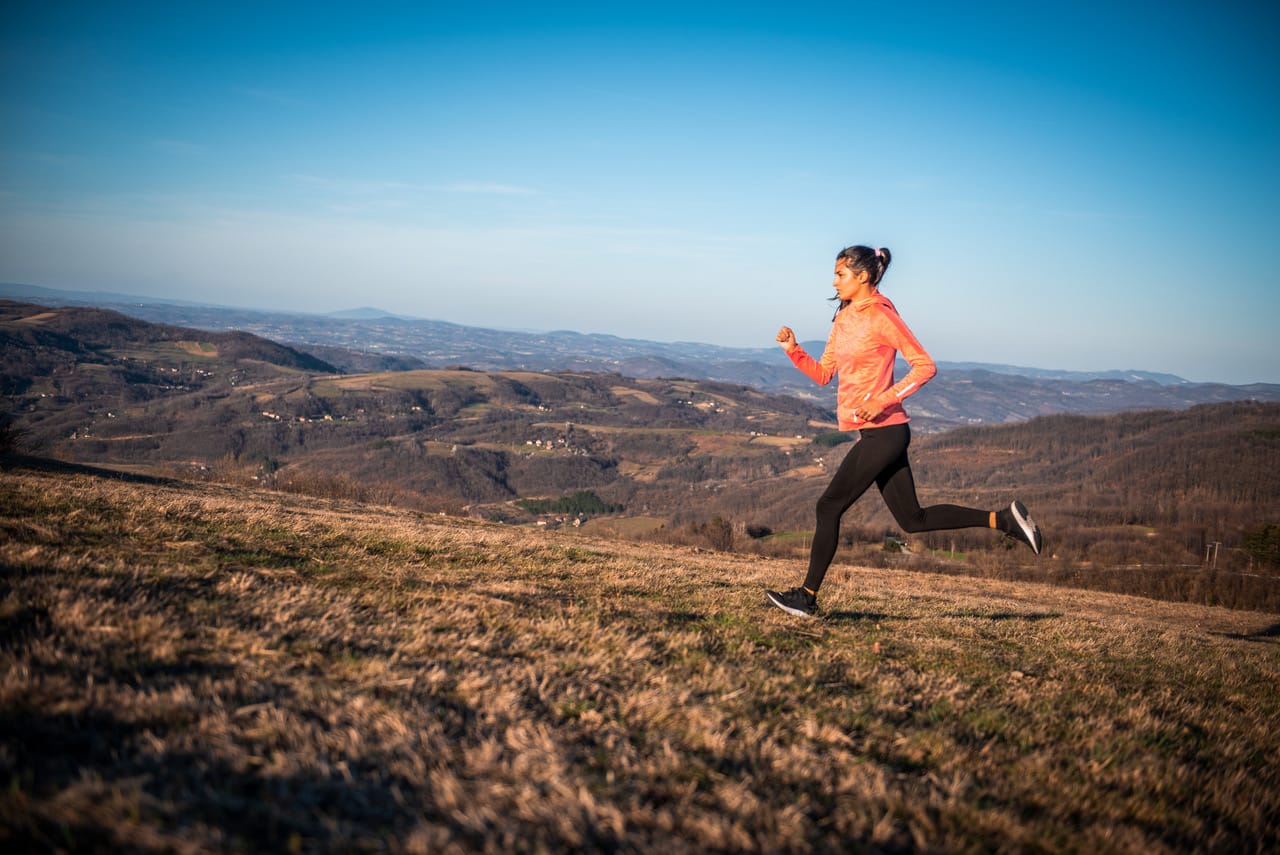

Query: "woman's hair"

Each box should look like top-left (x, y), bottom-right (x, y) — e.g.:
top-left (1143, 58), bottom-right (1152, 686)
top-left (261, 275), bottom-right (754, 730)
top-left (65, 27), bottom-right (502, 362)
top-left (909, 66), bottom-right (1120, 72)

top-left (831, 245), bottom-right (892, 316)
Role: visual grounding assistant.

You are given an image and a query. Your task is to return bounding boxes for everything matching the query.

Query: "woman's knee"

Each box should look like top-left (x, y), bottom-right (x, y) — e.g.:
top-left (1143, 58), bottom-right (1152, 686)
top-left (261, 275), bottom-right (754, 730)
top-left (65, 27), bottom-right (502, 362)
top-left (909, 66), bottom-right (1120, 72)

top-left (815, 495), bottom-right (845, 523)
top-left (896, 515), bottom-right (927, 533)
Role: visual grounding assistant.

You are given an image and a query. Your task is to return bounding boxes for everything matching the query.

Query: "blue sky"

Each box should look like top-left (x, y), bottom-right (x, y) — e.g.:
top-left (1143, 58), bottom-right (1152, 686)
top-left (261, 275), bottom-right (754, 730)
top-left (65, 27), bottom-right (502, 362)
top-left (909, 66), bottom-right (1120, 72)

top-left (2, 2), bottom-right (1277, 384)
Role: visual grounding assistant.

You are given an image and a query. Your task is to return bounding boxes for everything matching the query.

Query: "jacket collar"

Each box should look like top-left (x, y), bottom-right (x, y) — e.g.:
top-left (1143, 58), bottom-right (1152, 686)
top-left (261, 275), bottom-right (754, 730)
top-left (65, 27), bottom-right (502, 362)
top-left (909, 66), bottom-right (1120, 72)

top-left (848, 292), bottom-right (896, 313)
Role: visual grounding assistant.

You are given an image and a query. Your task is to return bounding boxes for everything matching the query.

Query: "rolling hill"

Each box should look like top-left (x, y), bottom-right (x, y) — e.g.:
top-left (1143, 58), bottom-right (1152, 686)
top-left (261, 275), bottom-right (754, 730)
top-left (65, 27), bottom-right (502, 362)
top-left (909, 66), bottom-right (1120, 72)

top-left (6, 285), bottom-right (1278, 431)
top-left (4, 300), bottom-right (1279, 611)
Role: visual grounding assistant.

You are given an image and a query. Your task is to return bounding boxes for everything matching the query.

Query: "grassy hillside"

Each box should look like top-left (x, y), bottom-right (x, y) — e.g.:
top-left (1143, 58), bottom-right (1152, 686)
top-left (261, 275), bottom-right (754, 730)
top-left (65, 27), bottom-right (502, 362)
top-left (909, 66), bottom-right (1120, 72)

top-left (2, 459), bottom-right (1278, 853)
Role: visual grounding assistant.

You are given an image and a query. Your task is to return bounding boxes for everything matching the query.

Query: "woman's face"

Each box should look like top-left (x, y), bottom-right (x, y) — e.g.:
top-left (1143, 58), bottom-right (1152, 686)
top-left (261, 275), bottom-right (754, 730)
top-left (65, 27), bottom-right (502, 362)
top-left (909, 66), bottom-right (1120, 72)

top-left (833, 259), bottom-right (872, 302)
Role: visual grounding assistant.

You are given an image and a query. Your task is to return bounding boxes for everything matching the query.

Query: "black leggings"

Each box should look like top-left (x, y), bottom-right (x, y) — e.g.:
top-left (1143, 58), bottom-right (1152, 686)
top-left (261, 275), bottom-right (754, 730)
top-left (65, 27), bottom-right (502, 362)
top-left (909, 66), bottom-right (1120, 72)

top-left (804, 422), bottom-right (989, 592)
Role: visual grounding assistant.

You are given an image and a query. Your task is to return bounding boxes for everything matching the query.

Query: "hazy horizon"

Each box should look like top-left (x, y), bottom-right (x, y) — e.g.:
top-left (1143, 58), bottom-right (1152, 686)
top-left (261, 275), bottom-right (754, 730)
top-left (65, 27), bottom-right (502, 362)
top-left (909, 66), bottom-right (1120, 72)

top-left (2, 279), bottom-right (1263, 387)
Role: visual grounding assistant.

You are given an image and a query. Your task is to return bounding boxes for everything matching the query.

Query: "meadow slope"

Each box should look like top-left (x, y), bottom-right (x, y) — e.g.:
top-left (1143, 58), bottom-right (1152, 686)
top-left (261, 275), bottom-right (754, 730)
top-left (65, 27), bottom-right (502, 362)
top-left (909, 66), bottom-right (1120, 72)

top-left (2, 459), bottom-right (1278, 853)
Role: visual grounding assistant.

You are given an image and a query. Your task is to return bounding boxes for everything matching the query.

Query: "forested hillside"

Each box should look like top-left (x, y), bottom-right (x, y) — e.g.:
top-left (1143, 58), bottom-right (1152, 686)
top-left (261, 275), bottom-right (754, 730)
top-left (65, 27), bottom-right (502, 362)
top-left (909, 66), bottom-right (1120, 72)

top-left (0, 301), bottom-right (335, 390)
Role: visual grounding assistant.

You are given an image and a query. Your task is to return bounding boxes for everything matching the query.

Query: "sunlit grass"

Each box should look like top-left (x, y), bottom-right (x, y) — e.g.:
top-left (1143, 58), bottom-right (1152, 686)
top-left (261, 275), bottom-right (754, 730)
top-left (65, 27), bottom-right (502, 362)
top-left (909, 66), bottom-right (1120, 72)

top-left (1, 462), bottom-right (1278, 852)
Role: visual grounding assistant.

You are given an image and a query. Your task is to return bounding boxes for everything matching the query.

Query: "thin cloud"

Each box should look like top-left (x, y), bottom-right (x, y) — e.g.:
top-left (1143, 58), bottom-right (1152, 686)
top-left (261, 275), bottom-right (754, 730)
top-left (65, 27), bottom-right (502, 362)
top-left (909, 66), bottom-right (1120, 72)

top-left (284, 175), bottom-right (537, 198)
top-left (438, 182), bottom-right (536, 196)
top-left (287, 174), bottom-right (424, 195)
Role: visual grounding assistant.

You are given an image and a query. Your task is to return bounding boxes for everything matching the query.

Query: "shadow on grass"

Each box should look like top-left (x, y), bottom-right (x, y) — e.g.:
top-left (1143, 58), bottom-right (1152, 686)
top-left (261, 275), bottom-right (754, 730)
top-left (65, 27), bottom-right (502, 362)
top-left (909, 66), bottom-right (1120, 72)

top-left (821, 610), bottom-right (1062, 624)
top-left (1, 690), bottom-right (636, 854)
top-left (483, 590), bottom-right (577, 609)
top-left (1, 706), bottom-right (406, 852)
top-left (1212, 622), bottom-right (1280, 644)
top-left (823, 610), bottom-right (895, 623)
top-left (0, 599), bottom-right (51, 648)
top-left (941, 611), bottom-right (1064, 622)
top-left (0, 453), bottom-right (181, 487)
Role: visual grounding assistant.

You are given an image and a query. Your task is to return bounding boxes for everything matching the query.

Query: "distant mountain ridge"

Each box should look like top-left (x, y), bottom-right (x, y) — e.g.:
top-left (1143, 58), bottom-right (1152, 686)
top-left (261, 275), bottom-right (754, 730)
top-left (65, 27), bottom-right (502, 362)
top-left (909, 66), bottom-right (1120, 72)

top-left (324, 306), bottom-right (411, 321)
top-left (934, 361), bottom-right (1190, 386)
top-left (0, 282), bottom-right (1192, 384)
top-left (4, 282), bottom-right (1278, 431)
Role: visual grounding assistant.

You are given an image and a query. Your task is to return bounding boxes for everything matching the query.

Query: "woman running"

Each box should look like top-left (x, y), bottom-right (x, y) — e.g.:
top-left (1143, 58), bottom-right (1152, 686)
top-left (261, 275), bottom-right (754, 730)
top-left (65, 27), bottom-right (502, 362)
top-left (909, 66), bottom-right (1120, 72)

top-left (766, 245), bottom-right (1042, 617)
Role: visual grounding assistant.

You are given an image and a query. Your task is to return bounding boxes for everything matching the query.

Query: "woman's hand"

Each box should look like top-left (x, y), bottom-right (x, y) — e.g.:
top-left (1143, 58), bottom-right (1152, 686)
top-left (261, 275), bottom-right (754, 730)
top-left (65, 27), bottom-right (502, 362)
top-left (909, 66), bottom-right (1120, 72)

top-left (854, 398), bottom-right (885, 422)
top-left (775, 325), bottom-right (798, 353)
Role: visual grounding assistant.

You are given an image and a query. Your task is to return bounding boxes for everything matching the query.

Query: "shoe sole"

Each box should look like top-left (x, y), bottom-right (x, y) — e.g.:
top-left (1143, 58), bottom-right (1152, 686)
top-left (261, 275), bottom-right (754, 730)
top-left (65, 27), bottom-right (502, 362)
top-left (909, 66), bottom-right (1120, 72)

top-left (766, 590), bottom-right (816, 618)
top-left (1011, 501), bottom-right (1042, 555)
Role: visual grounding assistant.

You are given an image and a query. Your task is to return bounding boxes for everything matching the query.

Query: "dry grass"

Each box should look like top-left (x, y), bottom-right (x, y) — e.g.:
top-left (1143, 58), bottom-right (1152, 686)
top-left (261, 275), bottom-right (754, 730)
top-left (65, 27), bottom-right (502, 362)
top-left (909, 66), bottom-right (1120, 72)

top-left (2, 460), bottom-right (1278, 853)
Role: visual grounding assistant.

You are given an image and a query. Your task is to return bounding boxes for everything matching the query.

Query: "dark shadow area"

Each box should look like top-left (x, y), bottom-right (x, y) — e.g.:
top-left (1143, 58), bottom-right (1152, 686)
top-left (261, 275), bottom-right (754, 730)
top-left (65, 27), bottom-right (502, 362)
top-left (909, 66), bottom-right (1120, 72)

top-left (0, 561), bottom-right (59, 582)
top-left (823, 610), bottom-right (896, 623)
top-left (0, 601), bottom-right (51, 649)
top-left (96, 568), bottom-right (224, 599)
top-left (0, 453), bottom-right (182, 487)
top-left (33, 638), bottom-right (242, 689)
top-left (482, 590), bottom-right (576, 609)
top-left (1211, 622), bottom-right (1280, 644)
top-left (115, 658), bottom-right (241, 685)
top-left (941, 611), bottom-right (1063, 622)
top-left (0, 686), bottom-right (532, 852)
top-left (0, 706), bottom-right (401, 851)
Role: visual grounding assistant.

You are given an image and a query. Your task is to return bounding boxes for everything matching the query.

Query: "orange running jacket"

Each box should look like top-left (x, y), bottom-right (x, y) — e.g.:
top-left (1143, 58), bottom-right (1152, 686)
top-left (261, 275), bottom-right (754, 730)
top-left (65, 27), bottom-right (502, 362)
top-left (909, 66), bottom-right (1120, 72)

top-left (787, 293), bottom-right (936, 431)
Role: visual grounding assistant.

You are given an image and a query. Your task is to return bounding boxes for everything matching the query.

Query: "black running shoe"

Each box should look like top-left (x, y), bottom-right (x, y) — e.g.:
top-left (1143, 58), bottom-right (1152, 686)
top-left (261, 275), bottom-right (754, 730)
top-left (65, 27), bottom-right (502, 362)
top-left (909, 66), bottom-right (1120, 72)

top-left (1007, 500), bottom-right (1043, 555)
top-left (766, 586), bottom-right (818, 617)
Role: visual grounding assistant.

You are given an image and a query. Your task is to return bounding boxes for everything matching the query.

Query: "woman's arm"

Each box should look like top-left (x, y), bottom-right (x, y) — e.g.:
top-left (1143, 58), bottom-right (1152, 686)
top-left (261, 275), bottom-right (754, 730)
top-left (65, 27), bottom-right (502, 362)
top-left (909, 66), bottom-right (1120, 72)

top-left (778, 325), bottom-right (836, 386)
top-left (872, 307), bottom-right (936, 410)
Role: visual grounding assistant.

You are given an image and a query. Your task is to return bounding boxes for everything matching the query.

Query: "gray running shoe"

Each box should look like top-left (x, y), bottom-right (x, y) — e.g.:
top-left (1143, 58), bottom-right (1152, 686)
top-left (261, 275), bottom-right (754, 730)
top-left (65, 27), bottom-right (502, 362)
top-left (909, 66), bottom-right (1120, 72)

top-left (766, 586), bottom-right (818, 617)
top-left (1008, 500), bottom-right (1043, 555)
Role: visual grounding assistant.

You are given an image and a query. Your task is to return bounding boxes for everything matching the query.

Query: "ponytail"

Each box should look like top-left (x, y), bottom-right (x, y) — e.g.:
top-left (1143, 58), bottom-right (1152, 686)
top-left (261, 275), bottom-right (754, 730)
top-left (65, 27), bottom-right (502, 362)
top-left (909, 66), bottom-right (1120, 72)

top-left (836, 244), bottom-right (892, 286)
top-left (870, 246), bottom-right (891, 285)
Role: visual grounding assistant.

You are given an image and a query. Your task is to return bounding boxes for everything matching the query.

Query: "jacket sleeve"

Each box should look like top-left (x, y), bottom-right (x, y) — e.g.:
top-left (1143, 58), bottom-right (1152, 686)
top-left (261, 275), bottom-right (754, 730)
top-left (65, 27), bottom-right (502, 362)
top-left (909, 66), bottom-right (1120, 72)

top-left (787, 326), bottom-right (838, 386)
top-left (873, 307), bottom-right (935, 409)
